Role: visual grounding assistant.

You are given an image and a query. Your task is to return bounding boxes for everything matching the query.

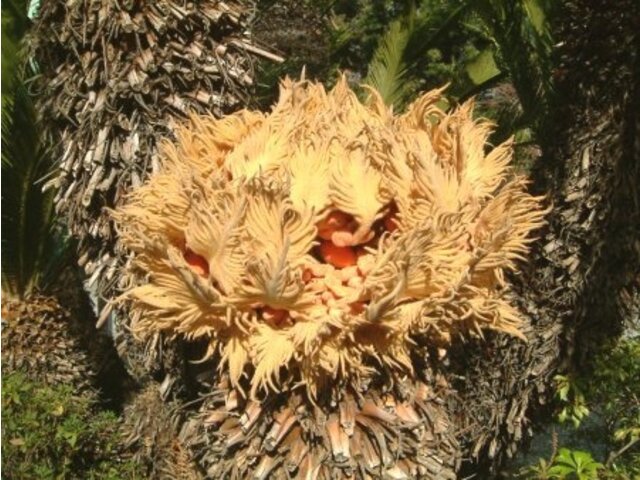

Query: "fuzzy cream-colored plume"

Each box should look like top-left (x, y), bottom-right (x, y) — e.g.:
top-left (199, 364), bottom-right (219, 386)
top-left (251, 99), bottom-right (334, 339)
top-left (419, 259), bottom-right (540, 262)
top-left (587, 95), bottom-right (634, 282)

top-left (113, 77), bottom-right (546, 398)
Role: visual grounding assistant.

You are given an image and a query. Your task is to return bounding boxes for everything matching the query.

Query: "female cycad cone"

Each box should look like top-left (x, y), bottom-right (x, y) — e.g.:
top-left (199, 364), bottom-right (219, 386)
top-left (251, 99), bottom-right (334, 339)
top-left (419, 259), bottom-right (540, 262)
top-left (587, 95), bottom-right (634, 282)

top-left (113, 77), bottom-right (546, 477)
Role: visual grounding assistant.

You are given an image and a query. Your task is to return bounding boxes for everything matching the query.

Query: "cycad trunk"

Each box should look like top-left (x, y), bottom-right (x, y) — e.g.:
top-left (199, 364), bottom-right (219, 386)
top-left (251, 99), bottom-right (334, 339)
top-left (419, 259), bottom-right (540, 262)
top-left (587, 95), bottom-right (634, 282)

top-left (453, 0), bottom-right (640, 473)
top-left (29, 0), bottom-right (275, 384)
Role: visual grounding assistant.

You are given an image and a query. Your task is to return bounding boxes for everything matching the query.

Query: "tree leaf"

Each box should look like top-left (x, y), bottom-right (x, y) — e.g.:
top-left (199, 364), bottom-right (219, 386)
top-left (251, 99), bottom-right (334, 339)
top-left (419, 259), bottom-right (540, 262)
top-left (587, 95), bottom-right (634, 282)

top-left (466, 48), bottom-right (501, 85)
top-left (364, 15), bottom-right (413, 108)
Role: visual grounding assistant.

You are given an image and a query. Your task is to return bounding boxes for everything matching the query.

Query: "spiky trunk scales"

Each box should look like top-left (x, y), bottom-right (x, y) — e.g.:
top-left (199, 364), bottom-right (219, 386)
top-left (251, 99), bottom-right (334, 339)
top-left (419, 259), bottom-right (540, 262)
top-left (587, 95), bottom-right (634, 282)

top-left (29, 0), bottom-right (275, 383)
top-left (451, 0), bottom-right (640, 473)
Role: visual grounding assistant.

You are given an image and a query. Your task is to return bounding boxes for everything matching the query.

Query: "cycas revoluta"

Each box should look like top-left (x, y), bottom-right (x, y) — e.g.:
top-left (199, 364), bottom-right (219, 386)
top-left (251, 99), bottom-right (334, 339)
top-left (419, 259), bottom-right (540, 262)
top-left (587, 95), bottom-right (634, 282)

top-left (1, 0), bottom-right (72, 301)
top-left (113, 78), bottom-right (546, 478)
top-left (1, 0), bottom-right (103, 397)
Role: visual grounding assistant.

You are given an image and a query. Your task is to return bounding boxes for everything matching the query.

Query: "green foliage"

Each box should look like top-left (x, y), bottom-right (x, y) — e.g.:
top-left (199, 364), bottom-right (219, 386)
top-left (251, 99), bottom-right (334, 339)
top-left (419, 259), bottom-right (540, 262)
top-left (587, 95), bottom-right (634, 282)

top-left (363, 13), bottom-right (414, 107)
top-left (362, 0), bottom-right (482, 108)
top-left (1, 0), bottom-right (72, 299)
top-left (550, 337), bottom-right (640, 476)
top-left (554, 374), bottom-right (590, 428)
top-left (521, 448), bottom-right (603, 480)
top-left (589, 337), bottom-right (640, 446)
top-left (468, 0), bottom-right (553, 130)
top-left (588, 337), bottom-right (640, 477)
top-left (519, 337), bottom-right (640, 478)
top-left (255, 0), bottom-right (554, 135)
top-left (465, 47), bottom-right (500, 86)
top-left (348, 0), bottom-right (554, 172)
top-left (253, 0), bottom-right (487, 109)
top-left (2, 371), bottom-right (141, 479)
top-left (548, 449), bottom-right (603, 480)
top-left (328, 0), bottom-right (412, 79)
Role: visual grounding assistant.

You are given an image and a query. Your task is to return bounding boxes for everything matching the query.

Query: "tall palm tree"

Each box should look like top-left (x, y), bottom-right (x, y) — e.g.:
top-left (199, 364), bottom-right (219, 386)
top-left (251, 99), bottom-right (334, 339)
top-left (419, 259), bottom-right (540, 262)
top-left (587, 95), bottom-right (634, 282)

top-left (27, 2), bottom-right (280, 474)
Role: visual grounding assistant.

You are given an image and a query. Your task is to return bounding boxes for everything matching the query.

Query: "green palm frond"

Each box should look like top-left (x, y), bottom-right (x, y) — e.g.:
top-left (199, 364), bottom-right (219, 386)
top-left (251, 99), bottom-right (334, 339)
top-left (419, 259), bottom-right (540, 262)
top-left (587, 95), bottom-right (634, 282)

top-left (1, 0), bottom-right (72, 299)
top-left (362, 0), bottom-right (553, 136)
top-left (363, 1), bottom-right (475, 109)
top-left (470, 0), bottom-right (553, 128)
top-left (363, 14), bottom-right (414, 108)
top-left (403, 0), bottom-right (474, 71)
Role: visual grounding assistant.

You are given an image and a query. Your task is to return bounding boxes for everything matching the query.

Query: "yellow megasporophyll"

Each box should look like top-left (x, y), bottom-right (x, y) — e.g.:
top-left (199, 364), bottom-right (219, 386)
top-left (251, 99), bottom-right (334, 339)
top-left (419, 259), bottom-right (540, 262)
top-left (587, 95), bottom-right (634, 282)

top-left (113, 77), bottom-right (546, 398)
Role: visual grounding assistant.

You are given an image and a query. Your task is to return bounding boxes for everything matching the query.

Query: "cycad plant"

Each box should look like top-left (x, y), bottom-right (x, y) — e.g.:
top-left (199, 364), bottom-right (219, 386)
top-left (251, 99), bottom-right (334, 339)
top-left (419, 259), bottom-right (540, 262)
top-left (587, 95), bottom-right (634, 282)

top-left (113, 77), bottom-right (546, 478)
top-left (1, 0), bottom-right (94, 395)
top-left (1, 0), bottom-right (70, 299)
top-left (1, 86), bottom-right (71, 298)
top-left (470, 0), bottom-right (553, 121)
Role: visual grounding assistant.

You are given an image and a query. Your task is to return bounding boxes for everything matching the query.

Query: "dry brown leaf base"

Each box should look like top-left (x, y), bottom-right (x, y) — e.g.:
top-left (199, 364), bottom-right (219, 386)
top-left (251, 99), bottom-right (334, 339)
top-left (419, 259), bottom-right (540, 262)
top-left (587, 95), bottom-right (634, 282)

top-left (121, 383), bottom-right (202, 479)
top-left (28, 1), bottom-right (269, 360)
top-left (1, 296), bottom-right (95, 392)
top-left (180, 378), bottom-right (459, 479)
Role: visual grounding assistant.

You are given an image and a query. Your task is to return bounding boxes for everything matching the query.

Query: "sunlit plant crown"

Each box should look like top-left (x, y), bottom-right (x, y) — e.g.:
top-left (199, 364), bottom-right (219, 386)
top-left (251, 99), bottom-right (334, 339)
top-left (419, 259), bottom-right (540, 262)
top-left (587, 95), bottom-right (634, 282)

top-left (114, 77), bottom-right (545, 398)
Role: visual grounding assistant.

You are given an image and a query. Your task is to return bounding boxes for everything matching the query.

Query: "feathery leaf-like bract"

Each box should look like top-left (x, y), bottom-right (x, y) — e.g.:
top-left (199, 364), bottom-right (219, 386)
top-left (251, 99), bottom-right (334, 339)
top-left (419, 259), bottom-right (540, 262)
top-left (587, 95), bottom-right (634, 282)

top-left (113, 77), bottom-right (546, 397)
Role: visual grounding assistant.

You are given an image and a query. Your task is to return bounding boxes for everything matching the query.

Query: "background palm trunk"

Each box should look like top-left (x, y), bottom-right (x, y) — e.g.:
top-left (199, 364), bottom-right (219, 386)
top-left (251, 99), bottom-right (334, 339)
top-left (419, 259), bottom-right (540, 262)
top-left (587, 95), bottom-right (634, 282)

top-left (29, 0), bottom-right (276, 386)
top-left (452, 0), bottom-right (640, 473)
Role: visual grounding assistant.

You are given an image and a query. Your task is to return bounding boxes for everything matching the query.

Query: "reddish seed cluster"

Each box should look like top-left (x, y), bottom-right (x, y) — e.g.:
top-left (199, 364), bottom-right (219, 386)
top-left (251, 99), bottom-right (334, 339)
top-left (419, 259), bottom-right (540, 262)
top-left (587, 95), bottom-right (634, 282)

top-left (317, 205), bottom-right (398, 269)
top-left (316, 210), bottom-right (354, 241)
top-left (262, 306), bottom-right (289, 327)
top-left (184, 248), bottom-right (209, 277)
top-left (181, 204), bottom-right (399, 326)
top-left (319, 242), bottom-right (358, 269)
top-left (317, 211), bottom-right (358, 268)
